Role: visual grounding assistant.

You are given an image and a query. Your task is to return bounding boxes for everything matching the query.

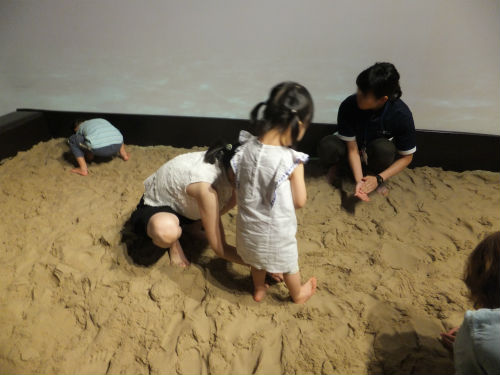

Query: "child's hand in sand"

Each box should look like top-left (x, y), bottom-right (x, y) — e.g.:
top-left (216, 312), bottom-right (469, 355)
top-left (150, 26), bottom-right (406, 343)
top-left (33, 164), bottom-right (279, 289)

top-left (355, 181), bottom-right (370, 202)
top-left (440, 327), bottom-right (459, 352)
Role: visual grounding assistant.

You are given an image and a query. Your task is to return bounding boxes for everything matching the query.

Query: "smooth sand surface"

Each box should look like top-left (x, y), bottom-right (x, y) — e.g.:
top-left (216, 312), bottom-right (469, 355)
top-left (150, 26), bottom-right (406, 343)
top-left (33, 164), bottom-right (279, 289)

top-left (0, 139), bottom-right (499, 374)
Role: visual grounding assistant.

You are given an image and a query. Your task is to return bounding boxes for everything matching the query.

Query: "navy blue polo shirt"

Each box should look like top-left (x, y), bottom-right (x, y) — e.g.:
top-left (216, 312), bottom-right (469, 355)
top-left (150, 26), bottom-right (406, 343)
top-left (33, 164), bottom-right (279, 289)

top-left (337, 94), bottom-right (417, 155)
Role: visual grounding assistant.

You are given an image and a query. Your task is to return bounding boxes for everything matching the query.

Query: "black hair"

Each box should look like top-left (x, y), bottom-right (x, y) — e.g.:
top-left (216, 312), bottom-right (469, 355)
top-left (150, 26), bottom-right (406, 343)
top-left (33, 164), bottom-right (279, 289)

top-left (204, 139), bottom-right (240, 171)
top-left (250, 81), bottom-right (314, 146)
top-left (73, 118), bottom-right (86, 130)
top-left (356, 62), bottom-right (402, 101)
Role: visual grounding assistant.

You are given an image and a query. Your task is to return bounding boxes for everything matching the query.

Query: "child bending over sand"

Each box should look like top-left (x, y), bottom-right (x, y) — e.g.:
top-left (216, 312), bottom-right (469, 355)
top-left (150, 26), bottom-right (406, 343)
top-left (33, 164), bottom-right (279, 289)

top-left (68, 118), bottom-right (129, 176)
top-left (440, 231), bottom-right (500, 374)
top-left (230, 82), bottom-right (317, 304)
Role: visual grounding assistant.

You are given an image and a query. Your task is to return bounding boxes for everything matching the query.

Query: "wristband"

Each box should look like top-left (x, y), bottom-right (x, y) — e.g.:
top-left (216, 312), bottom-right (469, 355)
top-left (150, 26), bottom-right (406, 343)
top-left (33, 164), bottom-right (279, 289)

top-left (376, 174), bottom-right (384, 186)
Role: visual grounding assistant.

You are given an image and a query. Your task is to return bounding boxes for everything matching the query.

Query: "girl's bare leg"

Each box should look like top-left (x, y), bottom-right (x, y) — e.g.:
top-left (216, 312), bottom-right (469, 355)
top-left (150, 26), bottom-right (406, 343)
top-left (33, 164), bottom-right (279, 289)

top-left (284, 272), bottom-right (317, 304)
top-left (251, 267), bottom-right (269, 302)
top-left (119, 143), bottom-right (129, 161)
top-left (169, 240), bottom-right (190, 267)
top-left (147, 212), bottom-right (189, 267)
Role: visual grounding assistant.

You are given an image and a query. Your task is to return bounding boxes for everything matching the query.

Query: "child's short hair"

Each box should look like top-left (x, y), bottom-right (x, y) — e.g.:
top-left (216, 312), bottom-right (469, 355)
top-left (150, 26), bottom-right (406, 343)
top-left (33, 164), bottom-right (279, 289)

top-left (73, 118), bottom-right (86, 130)
top-left (464, 231), bottom-right (500, 309)
top-left (250, 82), bottom-right (314, 146)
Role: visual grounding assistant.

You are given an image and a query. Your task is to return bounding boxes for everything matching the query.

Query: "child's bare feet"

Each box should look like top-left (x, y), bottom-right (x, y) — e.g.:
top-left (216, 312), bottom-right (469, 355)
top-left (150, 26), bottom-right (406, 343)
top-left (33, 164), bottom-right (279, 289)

top-left (120, 144), bottom-right (129, 161)
top-left (292, 277), bottom-right (317, 304)
top-left (169, 242), bottom-right (190, 267)
top-left (253, 284), bottom-right (269, 302)
top-left (71, 167), bottom-right (88, 176)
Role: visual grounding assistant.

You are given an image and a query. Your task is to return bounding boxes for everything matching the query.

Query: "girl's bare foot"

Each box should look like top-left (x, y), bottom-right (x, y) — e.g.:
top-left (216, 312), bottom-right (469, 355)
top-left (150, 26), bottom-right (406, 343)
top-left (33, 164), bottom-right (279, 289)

top-left (169, 243), bottom-right (190, 267)
top-left (71, 167), bottom-right (88, 176)
top-left (292, 277), bottom-right (317, 304)
top-left (253, 284), bottom-right (269, 302)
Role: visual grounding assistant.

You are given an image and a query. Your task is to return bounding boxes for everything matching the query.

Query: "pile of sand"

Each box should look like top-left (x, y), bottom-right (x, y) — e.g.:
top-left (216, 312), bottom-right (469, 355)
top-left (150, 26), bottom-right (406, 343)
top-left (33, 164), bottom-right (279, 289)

top-left (0, 138), bottom-right (498, 374)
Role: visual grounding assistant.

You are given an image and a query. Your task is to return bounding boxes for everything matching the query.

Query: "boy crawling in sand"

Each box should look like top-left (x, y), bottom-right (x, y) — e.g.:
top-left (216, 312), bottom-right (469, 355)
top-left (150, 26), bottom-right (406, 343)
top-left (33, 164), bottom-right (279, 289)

top-left (68, 118), bottom-right (129, 176)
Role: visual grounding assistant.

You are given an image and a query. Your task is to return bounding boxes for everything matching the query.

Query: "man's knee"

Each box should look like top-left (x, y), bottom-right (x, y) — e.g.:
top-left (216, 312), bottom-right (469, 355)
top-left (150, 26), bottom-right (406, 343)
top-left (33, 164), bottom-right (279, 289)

top-left (366, 138), bottom-right (396, 174)
top-left (318, 135), bottom-right (347, 167)
top-left (147, 213), bottom-right (182, 247)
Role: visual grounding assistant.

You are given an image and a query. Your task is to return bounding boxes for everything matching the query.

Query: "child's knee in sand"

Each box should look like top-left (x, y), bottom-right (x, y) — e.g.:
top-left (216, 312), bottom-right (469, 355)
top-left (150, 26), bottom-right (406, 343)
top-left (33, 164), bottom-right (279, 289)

top-left (147, 213), bottom-right (182, 248)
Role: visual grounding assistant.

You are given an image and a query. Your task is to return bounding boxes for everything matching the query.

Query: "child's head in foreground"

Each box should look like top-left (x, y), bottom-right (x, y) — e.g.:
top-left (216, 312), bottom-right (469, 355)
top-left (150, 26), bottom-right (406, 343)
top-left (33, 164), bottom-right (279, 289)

top-left (250, 81), bottom-right (314, 146)
top-left (464, 231), bottom-right (500, 309)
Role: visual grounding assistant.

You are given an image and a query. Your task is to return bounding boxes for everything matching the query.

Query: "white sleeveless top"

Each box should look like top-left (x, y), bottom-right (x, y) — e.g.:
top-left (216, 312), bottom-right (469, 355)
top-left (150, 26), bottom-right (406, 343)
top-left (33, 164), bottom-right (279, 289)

top-left (143, 151), bottom-right (233, 220)
top-left (230, 131), bottom-right (309, 273)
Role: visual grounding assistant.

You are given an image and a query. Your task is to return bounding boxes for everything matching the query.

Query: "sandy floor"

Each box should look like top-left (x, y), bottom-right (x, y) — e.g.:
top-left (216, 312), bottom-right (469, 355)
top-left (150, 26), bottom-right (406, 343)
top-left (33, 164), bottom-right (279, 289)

top-left (0, 138), bottom-right (499, 374)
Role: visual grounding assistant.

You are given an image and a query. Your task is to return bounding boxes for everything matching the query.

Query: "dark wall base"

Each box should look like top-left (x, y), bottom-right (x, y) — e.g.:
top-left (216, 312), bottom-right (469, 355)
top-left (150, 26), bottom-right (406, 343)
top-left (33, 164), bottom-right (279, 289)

top-left (0, 111), bottom-right (51, 162)
top-left (2, 108), bottom-right (499, 172)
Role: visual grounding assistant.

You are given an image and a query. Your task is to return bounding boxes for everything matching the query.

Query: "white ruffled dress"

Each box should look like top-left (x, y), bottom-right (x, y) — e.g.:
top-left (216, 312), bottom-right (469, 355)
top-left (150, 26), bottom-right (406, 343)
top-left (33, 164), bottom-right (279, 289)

top-left (231, 131), bottom-right (309, 274)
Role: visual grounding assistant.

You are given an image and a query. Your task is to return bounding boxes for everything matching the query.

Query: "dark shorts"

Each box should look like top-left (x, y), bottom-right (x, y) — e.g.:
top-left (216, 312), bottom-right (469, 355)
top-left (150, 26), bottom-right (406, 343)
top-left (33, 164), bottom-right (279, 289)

top-left (130, 197), bottom-right (195, 236)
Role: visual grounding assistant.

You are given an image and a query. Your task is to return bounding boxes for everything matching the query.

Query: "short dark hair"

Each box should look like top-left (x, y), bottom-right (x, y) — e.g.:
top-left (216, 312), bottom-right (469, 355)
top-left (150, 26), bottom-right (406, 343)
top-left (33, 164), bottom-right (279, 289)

top-left (250, 81), bottom-right (314, 146)
top-left (464, 231), bottom-right (500, 309)
top-left (356, 62), bottom-right (402, 101)
top-left (73, 118), bottom-right (86, 130)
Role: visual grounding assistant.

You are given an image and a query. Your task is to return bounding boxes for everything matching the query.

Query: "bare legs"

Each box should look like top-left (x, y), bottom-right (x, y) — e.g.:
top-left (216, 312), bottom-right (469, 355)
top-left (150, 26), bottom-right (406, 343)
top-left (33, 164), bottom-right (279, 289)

top-left (283, 273), bottom-right (317, 304)
top-left (71, 156), bottom-right (89, 176)
top-left (70, 144), bottom-right (129, 176)
top-left (119, 143), bottom-right (129, 161)
top-left (147, 212), bottom-right (190, 267)
top-left (251, 267), bottom-right (317, 304)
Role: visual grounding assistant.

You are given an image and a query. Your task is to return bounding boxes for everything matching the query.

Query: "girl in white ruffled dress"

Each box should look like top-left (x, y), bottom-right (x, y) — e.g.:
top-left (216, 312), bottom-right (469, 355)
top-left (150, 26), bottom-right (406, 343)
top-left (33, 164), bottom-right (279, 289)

top-left (231, 82), bottom-right (317, 304)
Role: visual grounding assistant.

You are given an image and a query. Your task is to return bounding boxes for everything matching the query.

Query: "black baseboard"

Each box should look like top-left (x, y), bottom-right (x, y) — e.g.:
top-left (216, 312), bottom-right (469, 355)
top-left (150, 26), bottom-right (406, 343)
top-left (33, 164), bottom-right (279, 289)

top-left (1, 108), bottom-right (498, 173)
top-left (0, 111), bottom-right (51, 161)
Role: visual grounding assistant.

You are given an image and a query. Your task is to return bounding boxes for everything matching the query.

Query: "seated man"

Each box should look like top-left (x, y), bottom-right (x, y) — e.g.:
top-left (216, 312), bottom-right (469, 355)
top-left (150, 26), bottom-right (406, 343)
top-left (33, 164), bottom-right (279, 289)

top-left (318, 62), bottom-right (416, 201)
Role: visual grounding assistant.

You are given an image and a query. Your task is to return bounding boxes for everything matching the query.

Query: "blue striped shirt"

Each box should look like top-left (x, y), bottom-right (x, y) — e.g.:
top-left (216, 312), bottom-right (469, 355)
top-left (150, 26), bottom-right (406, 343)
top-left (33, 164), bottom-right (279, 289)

top-left (77, 118), bottom-right (123, 150)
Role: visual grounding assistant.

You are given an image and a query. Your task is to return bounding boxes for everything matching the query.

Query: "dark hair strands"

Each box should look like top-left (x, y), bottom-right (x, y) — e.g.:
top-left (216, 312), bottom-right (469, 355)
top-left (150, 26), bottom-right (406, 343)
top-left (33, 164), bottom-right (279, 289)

top-left (356, 62), bottom-right (402, 101)
top-left (249, 81), bottom-right (314, 146)
top-left (464, 231), bottom-right (500, 309)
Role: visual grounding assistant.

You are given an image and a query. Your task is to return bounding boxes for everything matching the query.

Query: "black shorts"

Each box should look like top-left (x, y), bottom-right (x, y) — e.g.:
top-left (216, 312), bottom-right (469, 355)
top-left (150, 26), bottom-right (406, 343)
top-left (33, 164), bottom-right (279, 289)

top-left (130, 197), bottom-right (195, 236)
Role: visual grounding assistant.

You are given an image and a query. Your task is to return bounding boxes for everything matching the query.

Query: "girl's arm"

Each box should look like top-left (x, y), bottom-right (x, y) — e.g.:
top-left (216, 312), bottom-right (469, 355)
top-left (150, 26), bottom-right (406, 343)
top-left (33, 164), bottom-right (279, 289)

top-left (220, 189), bottom-right (236, 216)
top-left (186, 182), bottom-right (245, 265)
top-left (289, 163), bottom-right (307, 209)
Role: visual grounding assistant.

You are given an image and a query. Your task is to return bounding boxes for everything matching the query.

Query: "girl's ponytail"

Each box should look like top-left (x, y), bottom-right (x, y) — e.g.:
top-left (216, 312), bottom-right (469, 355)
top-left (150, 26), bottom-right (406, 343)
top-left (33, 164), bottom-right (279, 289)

top-left (204, 140), bottom-right (239, 170)
top-left (252, 82), bottom-right (313, 146)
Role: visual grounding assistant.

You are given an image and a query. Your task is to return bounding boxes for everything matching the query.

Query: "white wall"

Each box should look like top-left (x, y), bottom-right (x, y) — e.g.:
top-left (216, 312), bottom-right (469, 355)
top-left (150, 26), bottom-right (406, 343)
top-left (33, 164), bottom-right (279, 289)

top-left (0, 0), bottom-right (499, 135)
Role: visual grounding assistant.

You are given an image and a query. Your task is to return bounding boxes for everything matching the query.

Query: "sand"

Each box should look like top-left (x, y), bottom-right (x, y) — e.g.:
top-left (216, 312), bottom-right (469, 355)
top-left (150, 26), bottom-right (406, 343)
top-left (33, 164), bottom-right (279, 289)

top-left (0, 138), bottom-right (499, 374)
